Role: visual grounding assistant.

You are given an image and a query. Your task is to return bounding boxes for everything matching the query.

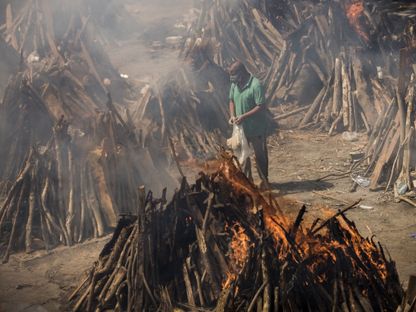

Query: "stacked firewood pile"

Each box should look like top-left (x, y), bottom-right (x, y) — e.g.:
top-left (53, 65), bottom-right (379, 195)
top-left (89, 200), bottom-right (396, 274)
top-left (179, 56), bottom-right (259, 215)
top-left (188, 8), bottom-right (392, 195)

top-left (0, 37), bottom-right (19, 98)
top-left (70, 155), bottom-right (403, 311)
top-left (0, 63), bottom-right (103, 182)
top-left (1, 0), bottom-right (136, 52)
top-left (357, 32), bottom-right (416, 203)
top-left (185, 0), bottom-right (413, 134)
top-left (0, 1), bottom-right (178, 260)
top-left (131, 48), bottom-right (230, 162)
top-left (0, 0), bottom-right (128, 182)
top-left (0, 101), bottom-right (176, 262)
top-left (1, 0), bottom-right (127, 98)
top-left (182, 0), bottom-right (285, 77)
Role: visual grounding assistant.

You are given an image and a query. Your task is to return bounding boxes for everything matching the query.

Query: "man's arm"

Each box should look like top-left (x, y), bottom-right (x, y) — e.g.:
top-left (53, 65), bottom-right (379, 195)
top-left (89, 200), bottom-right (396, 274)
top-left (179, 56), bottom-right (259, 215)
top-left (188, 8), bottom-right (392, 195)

top-left (235, 104), bottom-right (264, 124)
top-left (228, 100), bottom-right (237, 124)
top-left (229, 100), bottom-right (236, 118)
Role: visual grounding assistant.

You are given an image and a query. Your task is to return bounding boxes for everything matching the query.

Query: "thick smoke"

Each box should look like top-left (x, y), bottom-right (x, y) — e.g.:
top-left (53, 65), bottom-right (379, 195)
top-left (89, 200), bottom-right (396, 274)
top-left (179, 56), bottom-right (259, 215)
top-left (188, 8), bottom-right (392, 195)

top-left (0, 0), bottom-right (198, 196)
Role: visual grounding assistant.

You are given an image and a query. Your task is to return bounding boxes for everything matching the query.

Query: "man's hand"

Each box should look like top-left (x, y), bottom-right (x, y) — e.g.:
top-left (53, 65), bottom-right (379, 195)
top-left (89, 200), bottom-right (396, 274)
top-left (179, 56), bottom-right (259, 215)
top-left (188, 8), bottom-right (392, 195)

top-left (234, 115), bottom-right (245, 125)
top-left (228, 116), bottom-right (236, 125)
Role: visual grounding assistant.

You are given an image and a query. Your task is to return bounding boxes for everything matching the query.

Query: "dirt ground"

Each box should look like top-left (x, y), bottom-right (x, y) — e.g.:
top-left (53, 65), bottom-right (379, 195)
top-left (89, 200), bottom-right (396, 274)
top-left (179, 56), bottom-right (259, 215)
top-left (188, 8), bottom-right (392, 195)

top-left (0, 0), bottom-right (415, 311)
top-left (1, 130), bottom-right (415, 311)
top-left (268, 130), bottom-right (416, 285)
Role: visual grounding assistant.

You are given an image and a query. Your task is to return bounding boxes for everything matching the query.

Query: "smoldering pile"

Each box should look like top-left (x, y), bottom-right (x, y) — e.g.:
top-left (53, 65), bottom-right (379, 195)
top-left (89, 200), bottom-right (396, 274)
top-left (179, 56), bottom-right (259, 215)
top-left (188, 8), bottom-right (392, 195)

top-left (184, 0), bottom-right (413, 134)
top-left (130, 46), bottom-right (231, 163)
top-left (70, 155), bottom-right (404, 312)
top-left (0, 0), bottom-right (129, 182)
top-left (0, 0), bottom-right (176, 260)
top-left (1, 0), bottom-right (137, 52)
top-left (0, 94), bottom-right (177, 262)
top-left (0, 37), bottom-right (19, 99)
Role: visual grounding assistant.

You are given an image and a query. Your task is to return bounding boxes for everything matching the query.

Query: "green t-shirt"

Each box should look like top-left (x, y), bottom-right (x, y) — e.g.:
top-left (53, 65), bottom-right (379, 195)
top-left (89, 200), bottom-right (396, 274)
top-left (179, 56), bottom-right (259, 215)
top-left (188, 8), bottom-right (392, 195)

top-left (229, 76), bottom-right (267, 137)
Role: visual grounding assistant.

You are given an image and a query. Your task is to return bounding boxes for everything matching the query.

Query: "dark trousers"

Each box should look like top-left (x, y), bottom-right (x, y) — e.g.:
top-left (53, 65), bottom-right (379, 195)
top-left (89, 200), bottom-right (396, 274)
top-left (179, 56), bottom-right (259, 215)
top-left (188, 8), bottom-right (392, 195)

top-left (242, 135), bottom-right (268, 182)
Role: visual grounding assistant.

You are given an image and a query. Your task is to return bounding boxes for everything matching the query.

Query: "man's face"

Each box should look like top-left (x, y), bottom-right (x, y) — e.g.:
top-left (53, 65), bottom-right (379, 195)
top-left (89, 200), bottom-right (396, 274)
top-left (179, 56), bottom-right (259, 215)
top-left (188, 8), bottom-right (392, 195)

top-left (230, 70), bottom-right (244, 85)
top-left (230, 73), bottom-right (239, 84)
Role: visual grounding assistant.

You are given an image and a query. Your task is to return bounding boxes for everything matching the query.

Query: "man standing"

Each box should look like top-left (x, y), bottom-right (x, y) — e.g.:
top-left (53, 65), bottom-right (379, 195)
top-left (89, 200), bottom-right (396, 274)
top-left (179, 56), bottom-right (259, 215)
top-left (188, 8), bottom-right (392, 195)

top-left (228, 60), bottom-right (269, 187)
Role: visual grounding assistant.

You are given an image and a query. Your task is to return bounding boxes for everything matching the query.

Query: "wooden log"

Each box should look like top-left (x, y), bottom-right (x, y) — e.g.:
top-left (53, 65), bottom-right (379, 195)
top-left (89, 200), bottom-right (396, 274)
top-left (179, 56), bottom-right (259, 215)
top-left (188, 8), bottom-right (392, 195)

top-left (370, 130), bottom-right (400, 190)
top-left (103, 267), bottom-right (127, 303)
top-left (40, 1), bottom-right (64, 63)
top-left (341, 59), bottom-right (351, 129)
top-left (39, 208), bottom-right (51, 251)
top-left (328, 114), bottom-right (343, 136)
top-left (86, 167), bottom-right (106, 237)
top-left (3, 177), bottom-right (29, 263)
top-left (360, 110), bottom-right (371, 134)
top-left (193, 267), bottom-right (205, 306)
top-left (399, 82), bottom-right (415, 191)
top-left (397, 88), bottom-right (407, 148)
top-left (274, 105), bottom-right (311, 121)
top-left (299, 84), bottom-right (326, 127)
top-left (366, 100), bottom-right (397, 159)
top-left (99, 227), bottom-right (136, 303)
top-left (77, 166), bottom-right (87, 243)
top-left (247, 281), bottom-right (269, 312)
top-left (195, 227), bottom-right (221, 295)
top-left (349, 89), bottom-right (355, 132)
top-left (261, 248), bottom-right (271, 312)
top-left (66, 147), bottom-right (75, 242)
top-left (25, 170), bottom-right (36, 253)
top-left (332, 57), bottom-right (342, 116)
top-left (251, 9), bottom-right (284, 48)
top-left (352, 58), bottom-right (378, 127)
top-left (183, 259), bottom-right (197, 308)
top-left (42, 160), bottom-right (68, 238)
top-left (5, 4), bottom-right (18, 50)
top-left (265, 42), bottom-right (289, 103)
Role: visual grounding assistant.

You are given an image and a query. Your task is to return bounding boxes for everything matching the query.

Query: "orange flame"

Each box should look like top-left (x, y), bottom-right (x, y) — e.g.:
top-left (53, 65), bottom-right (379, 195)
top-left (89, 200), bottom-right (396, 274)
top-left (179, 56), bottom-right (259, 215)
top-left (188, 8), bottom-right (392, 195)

top-left (219, 155), bottom-right (388, 287)
top-left (222, 222), bottom-right (253, 289)
top-left (346, 1), bottom-right (369, 43)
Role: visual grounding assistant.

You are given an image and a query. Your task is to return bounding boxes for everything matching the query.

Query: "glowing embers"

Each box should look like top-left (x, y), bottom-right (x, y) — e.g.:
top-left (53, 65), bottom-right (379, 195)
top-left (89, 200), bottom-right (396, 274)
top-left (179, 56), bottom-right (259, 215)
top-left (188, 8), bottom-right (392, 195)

top-left (70, 155), bottom-right (403, 311)
top-left (346, 1), bottom-right (370, 43)
top-left (222, 222), bottom-right (254, 288)
top-left (227, 222), bottom-right (253, 270)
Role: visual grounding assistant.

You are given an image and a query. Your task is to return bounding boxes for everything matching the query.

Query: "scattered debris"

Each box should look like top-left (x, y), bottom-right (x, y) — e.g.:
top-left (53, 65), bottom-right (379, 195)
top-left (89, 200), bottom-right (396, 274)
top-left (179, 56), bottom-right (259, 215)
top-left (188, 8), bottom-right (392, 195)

top-left (359, 204), bottom-right (374, 210)
top-left (15, 284), bottom-right (33, 290)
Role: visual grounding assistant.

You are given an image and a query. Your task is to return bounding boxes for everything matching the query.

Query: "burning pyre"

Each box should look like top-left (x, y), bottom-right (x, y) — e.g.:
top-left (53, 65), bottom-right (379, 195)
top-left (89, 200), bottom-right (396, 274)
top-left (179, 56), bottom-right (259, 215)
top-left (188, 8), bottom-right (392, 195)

top-left (69, 155), bottom-right (403, 312)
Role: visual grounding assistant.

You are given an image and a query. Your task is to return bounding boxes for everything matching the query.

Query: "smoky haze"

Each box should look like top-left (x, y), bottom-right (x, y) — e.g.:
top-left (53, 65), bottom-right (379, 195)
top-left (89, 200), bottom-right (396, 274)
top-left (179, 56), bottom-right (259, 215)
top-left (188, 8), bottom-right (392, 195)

top-left (101, 0), bottom-right (196, 83)
top-left (0, 0), bottom-right (200, 198)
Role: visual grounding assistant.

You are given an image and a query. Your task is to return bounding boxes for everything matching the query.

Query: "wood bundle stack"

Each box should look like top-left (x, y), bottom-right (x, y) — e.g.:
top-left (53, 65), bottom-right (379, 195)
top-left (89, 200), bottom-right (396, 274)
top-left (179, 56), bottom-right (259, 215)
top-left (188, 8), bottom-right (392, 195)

top-left (265, 1), bottom-right (408, 134)
top-left (186, 0), bottom-right (412, 134)
top-left (70, 155), bottom-right (403, 311)
top-left (0, 0), bottom-right (128, 182)
top-left (297, 51), bottom-right (394, 134)
top-left (0, 64), bottom-right (113, 182)
top-left (0, 102), bottom-right (176, 262)
top-left (182, 0), bottom-right (285, 76)
top-left (1, 0), bottom-right (126, 99)
top-left (0, 37), bottom-right (19, 98)
top-left (0, 71), bottom-right (54, 182)
top-left (131, 59), bottom-right (230, 162)
top-left (358, 42), bottom-right (416, 201)
top-left (1, 0), bottom-right (126, 50)
top-left (0, 0), bottom-right (179, 259)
